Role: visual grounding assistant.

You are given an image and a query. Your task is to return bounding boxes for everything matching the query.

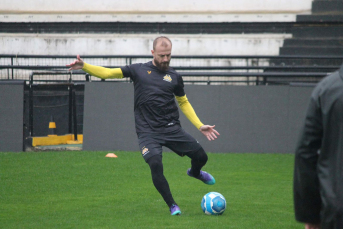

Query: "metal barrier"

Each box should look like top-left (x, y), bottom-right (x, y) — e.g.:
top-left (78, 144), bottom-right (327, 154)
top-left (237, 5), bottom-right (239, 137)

top-left (1, 54), bottom-right (342, 85)
top-left (28, 71), bottom-right (84, 138)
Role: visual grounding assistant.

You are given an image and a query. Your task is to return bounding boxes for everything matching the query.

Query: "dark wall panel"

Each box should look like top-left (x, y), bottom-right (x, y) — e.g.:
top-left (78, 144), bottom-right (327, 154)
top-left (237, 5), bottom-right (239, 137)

top-left (287, 86), bottom-right (312, 152)
top-left (83, 83), bottom-right (313, 153)
top-left (83, 82), bottom-right (136, 151)
top-left (180, 85), bottom-right (313, 153)
top-left (0, 83), bottom-right (24, 152)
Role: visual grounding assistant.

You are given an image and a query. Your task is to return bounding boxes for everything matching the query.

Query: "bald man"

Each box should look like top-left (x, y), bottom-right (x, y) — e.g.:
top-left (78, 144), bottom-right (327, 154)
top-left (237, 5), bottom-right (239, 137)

top-left (67, 36), bottom-right (220, 215)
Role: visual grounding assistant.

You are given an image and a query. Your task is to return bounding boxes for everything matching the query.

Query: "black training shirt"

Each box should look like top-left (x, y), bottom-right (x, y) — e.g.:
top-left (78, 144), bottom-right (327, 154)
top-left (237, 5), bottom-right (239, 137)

top-left (121, 61), bottom-right (186, 134)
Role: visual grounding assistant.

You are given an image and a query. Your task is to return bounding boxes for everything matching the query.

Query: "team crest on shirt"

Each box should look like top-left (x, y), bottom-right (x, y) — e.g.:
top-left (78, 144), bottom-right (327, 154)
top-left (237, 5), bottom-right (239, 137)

top-left (163, 74), bottom-right (172, 83)
top-left (147, 71), bottom-right (151, 74)
top-left (142, 146), bottom-right (150, 156)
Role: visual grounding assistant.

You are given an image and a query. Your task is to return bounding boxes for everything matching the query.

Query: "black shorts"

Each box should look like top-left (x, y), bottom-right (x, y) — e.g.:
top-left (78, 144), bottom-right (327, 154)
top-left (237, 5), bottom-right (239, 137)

top-left (137, 127), bottom-right (202, 162)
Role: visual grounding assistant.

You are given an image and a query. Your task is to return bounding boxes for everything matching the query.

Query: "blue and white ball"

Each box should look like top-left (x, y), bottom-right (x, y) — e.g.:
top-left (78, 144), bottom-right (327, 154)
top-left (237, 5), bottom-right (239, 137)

top-left (201, 192), bottom-right (226, 215)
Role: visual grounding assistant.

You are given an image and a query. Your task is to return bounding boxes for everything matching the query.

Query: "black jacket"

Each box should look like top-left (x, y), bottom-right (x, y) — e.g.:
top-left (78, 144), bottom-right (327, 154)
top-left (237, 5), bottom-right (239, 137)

top-left (294, 64), bottom-right (343, 229)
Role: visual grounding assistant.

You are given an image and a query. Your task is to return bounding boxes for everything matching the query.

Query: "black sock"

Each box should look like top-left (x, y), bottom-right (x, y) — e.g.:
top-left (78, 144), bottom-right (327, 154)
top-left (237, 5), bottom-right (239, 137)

top-left (147, 155), bottom-right (176, 208)
top-left (188, 147), bottom-right (208, 177)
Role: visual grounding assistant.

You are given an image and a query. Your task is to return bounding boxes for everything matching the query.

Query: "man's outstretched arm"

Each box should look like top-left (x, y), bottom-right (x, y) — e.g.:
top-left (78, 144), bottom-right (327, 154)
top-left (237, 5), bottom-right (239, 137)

top-left (66, 55), bottom-right (124, 79)
top-left (175, 95), bottom-right (220, 141)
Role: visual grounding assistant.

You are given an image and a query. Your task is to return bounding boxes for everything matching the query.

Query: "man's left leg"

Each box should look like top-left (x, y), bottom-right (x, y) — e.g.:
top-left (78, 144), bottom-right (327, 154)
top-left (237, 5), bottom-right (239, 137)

top-left (186, 147), bottom-right (216, 185)
top-left (186, 147), bottom-right (207, 177)
top-left (165, 128), bottom-right (215, 185)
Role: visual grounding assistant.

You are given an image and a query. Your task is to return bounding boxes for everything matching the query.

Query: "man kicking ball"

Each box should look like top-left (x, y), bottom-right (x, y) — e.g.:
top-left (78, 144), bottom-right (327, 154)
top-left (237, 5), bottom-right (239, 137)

top-left (67, 36), bottom-right (220, 215)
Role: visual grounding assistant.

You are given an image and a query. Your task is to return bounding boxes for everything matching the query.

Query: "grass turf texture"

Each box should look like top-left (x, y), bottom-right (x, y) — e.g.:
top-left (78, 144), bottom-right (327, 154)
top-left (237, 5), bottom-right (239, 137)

top-left (0, 151), bottom-right (302, 229)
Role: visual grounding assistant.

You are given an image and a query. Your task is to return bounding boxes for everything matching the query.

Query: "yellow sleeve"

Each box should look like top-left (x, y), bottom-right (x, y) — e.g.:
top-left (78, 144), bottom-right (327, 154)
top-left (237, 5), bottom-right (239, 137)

top-left (82, 62), bottom-right (124, 79)
top-left (175, 95), bottom-right (204, 129)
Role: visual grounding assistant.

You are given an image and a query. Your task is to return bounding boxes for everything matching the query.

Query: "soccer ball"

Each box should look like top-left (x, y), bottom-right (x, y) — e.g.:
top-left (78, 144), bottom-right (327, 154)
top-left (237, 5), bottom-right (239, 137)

top-left (201, 192), bottom-right (226, 215)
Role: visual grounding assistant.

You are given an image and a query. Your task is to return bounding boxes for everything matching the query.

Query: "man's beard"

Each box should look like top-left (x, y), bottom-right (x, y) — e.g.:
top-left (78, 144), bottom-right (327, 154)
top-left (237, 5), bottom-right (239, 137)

top-left (154, 59), bottom-right (170, 71)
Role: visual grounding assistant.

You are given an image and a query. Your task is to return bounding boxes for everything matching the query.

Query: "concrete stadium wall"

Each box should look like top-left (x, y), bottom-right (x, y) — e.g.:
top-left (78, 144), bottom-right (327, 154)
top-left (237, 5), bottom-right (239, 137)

top-left (0, 82), bottom-right (24, 152)
top-left (0, 0), bottom-right (304, 56)
top-left (0, 14), bottom-right (301, 23)
top-left (0, 34), bottom-right (290, 55)
top-left (0, 0), bottom-right (312, 14)
top-left (83, 82), bottom-right (313, 154)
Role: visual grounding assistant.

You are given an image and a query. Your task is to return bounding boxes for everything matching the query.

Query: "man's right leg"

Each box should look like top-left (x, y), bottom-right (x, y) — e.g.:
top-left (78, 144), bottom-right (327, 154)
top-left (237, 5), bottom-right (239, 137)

top-left (147, 155), bottom-right (181, 215)
top-left (139, 134), bottom-right (181, 215)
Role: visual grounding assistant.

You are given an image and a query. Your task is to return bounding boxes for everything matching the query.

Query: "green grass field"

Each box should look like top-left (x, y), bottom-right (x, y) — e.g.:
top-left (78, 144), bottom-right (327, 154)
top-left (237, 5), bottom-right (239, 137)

top-left (0, 151), bottom-right (302, 229)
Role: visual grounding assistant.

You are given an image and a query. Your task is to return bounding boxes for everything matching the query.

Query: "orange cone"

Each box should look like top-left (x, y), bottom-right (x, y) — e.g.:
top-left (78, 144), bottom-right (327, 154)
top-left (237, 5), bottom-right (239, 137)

top-left (106, 153), bottom-right (118, 158)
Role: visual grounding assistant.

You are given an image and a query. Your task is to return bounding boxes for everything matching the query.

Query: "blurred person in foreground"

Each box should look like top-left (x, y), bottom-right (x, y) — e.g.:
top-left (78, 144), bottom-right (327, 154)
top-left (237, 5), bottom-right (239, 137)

top-left (294, 64), bottom-right (343, 229)
top-left (67, 36), bottom-right (220, 216)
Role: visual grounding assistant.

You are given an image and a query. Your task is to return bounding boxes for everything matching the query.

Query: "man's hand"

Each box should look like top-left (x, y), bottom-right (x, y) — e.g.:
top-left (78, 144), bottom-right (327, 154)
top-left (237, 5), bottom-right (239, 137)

top-left (305, 223), bottom-right (320, 229)
top-left (66, 54), bottom-right (84, 71)
top-left (199, 125), bottom-right (220, 141)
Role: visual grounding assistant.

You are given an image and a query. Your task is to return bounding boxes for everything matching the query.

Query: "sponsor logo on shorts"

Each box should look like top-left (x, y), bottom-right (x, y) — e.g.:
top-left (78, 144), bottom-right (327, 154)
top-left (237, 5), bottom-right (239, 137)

top-left (163, 74), bottom-right (172, 83)
top-left (142, 146), bottom-right (150, 156)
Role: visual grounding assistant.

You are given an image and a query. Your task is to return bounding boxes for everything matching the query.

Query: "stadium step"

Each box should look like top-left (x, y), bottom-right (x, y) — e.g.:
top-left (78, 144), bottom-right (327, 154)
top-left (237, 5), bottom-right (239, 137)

top-left (297, 15), bottom-right (343, 22)
top-left (312, 1), bottom-right (343, 14)
top-left (291, 26), bottom-right (343, 38)
top-left (283, 39), bottom-right (343, 47)
top-left (269, 58), bottom-right (342, 67)
top-left (275, 0), bottom-right (343, 65)
top-left (263, 67), bottom-right (338, 73)
top-left (280, 47), bottom-right (343, 56)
